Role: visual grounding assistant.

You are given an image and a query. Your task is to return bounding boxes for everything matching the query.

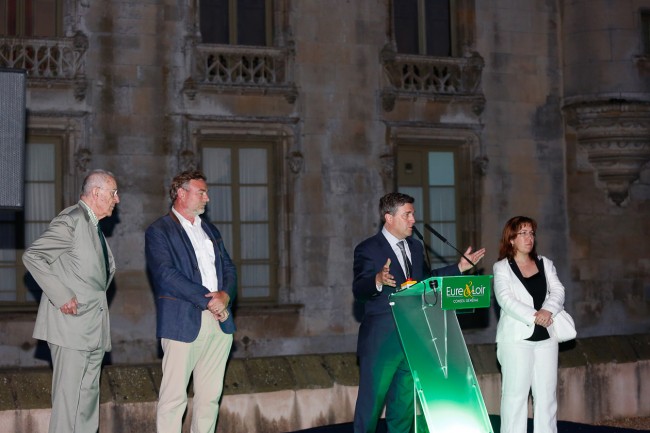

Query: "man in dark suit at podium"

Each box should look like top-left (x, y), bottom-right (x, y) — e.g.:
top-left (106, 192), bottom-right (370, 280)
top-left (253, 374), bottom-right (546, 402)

top-left (352, 192), bottom-right (485, 433)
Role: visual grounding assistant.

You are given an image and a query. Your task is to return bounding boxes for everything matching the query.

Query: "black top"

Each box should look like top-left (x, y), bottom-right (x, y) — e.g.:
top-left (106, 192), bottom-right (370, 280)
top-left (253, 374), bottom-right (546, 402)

top-left (509, 258), bottom-right (550, 341)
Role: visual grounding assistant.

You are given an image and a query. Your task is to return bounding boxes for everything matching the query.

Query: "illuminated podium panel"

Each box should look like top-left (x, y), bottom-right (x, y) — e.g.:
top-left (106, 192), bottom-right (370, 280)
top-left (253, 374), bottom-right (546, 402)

top-left (389, 275), bottom-right (493, 433)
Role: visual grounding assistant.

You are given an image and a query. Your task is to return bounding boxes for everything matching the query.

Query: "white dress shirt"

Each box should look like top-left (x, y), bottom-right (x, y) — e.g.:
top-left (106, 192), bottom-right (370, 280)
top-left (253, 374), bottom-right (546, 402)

top-left (382, 227), bottom-right (412, 278)
top-left (172, 207), bottom-right (219, 292)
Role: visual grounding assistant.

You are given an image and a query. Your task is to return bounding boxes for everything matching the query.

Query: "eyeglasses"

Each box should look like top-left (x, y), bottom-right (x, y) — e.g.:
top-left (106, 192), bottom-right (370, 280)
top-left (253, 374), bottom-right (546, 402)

top-left (516, 231), bottom-right (535, 238)
top-left (101, 188), bottom-right (119, 198)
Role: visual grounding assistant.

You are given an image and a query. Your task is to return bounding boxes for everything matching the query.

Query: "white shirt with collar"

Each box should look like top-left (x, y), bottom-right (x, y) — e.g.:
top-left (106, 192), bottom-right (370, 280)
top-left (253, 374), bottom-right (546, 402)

top-left (376, 227), bottom-right (412, 292)
top-left (382, 226), bottom-right (412, 275)
top-left (79, 199), bottom-right (100, 228)
top-left (172, 207), bottom-right (219, 292)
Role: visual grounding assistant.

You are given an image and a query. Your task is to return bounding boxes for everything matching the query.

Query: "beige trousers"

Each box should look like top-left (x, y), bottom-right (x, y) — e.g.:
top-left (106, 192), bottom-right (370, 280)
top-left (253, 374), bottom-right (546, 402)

top-left (157, 310), bottom-right (233, 433)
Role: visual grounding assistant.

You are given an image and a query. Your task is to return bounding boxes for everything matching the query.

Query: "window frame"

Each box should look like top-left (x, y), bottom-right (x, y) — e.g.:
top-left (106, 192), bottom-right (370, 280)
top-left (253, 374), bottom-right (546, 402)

top-left (641, 9), bottom-right (650, 56)
top-left (397, 144), bottom-right (463, 266)
top-left (392, 130), bottom-right (487, 329)
top-left (0, 134), bottom-right (63, 312)
top-left (392, 0), bottom-right (456, 57)
top-left (388, 126), bottom-right (481, 266)
top-left (200, 138), bottom-right (280, 305)
top-left (199, 0), bottom-right (274, 46)
top-left (0, 0), bottom-right (64, 37)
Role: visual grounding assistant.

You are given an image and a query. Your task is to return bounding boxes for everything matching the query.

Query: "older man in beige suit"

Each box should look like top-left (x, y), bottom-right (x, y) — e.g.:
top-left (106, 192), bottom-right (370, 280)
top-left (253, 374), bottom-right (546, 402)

top-left (23, 169), bottom-right (119, 433)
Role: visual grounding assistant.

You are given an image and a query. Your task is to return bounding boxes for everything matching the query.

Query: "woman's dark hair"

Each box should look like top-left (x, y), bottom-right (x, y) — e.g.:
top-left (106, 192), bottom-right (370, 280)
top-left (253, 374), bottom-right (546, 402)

top-left (498, 215), bottom-right (538, 260)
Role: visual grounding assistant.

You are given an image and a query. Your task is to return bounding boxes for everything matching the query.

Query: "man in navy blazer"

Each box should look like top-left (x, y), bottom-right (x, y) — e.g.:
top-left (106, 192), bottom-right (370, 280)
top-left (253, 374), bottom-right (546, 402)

top-left (352, 192), bottom-right (485, 433)
top-left (145, 170), bottom-right (237, 433)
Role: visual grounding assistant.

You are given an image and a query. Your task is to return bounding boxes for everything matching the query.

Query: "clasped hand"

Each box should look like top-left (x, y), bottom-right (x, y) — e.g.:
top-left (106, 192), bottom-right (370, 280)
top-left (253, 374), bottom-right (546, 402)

top-left (534, 309), bottom-right (553, 327)
top-left (206, 291), bottom-right (230, 322)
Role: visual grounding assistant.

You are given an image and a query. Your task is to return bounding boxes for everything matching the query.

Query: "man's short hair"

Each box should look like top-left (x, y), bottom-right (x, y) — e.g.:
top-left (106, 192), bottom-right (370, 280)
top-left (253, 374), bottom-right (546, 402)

top-left (379, 192), bottom-right (414, 223)
top-left (169, 170), bottom-right (207, 203)
top-left (81, 169), bottom-right (115, 197)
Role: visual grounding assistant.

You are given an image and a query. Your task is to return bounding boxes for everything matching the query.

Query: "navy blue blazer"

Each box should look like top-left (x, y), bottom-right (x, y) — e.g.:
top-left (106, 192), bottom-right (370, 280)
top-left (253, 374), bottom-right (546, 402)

top-left (145, 211), bottom-right (237, 342)
top-left (353, 231), bottom-right (459, 355)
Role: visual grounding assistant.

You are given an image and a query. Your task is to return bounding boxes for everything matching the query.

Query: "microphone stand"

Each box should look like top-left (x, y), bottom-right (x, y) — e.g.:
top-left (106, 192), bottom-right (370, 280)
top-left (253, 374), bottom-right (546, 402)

top-left (411, 226), bottom-right (432, 275)
top-left (424, 223), bottom-right (478, 274)
top-left (411, 225), bottom-right (437, 306)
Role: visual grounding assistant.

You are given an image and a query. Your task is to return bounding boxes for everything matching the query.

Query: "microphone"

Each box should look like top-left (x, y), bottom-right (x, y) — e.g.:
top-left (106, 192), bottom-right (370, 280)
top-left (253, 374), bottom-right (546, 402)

top-left (411, 226), bottom-right (432, 274)
top-left (411, 225), bottom-right (424, 241)
top-left (424, 223), bottom-right (477, 272)
top-left (411, 225), bottom-right (438, 305)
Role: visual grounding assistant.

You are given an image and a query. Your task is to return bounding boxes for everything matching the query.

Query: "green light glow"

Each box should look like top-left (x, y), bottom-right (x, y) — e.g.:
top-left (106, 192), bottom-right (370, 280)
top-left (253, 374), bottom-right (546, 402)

top-left (392, 276), bottom-right (494, 433)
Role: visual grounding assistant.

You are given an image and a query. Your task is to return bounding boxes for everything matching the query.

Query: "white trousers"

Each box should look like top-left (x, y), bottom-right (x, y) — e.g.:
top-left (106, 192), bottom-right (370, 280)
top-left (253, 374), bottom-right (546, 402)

top-left (157, 310), bottom-right (233, 433)
top-left (497, 338), bottom-right (558, 433)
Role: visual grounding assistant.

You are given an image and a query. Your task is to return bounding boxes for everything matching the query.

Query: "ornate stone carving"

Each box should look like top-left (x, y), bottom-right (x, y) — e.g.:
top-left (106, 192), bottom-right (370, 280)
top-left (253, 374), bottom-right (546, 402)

top-left (473, 155), bottom-right (489, 176)
top-left (379, 153), bottom-right (395, 180)
top-left (0, 31), bottom-right (89, 100)
top-left (563, 100), bottom-right (650, 205)
top-left (379, 44), bottom-right (485, 113)
top-left (182, 77), bottom-right (198, 100)
top-left (287, 151), bottom-right (303, 174)
top-left (178, 149), bottom-right (197, 172)
top-left (381, 89), bottom-right (396, 112)
top-left (75, 148), bottom-right (92, 174)
top-left (184, 43), bottom-right (297, 103)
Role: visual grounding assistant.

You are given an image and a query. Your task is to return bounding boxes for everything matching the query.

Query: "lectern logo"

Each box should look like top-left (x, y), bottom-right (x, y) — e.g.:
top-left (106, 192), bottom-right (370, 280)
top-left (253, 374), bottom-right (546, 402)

top-left (440, 276), bottom-right (492, 310)
top-left (445, 280), bottom-right (487, 304)
top-left (464, 281), bottom-right (474, 298)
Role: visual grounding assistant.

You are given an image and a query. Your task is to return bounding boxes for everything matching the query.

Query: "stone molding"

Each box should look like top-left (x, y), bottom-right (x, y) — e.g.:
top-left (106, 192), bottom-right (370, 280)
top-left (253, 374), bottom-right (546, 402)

top-left (563, 100), bottom-right (650, 206)
top-left (26, 112), bottom-right (88, 206)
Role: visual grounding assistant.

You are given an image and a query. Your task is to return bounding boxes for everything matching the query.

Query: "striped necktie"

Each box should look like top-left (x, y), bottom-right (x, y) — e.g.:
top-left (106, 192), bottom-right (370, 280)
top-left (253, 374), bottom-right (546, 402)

top-left (397, 240), bottom-right (412, 279)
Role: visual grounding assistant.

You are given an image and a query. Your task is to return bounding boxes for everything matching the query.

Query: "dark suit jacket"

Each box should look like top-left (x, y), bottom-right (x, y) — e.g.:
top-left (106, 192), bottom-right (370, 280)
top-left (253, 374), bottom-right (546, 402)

top-left (353, 231), bottom-right (459, 356)
top-left (145, 211), bottom-right (237, 342)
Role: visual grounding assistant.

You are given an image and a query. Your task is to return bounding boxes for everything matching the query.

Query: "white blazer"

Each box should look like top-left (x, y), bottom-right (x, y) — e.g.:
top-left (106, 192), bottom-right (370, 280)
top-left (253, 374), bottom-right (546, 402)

top-left (493, 256), bottom-right (565, 343)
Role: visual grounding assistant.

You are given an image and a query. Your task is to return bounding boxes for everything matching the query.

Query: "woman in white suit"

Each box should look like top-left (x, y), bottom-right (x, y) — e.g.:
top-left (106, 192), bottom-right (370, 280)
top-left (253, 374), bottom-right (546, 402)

top-left (494, 216), bottom-right (566, 433)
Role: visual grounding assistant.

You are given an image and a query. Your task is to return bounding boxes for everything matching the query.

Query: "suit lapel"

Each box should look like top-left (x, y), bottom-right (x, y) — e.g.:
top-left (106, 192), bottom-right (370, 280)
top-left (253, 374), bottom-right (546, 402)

top-left (168, 211), bottom-right (201, 272)
top-left (506, 260), bottom-right (534, 304)
top-left (375, 232), bottom-right (408, 285)
top-left (78, 202), bottom-right (112, 286)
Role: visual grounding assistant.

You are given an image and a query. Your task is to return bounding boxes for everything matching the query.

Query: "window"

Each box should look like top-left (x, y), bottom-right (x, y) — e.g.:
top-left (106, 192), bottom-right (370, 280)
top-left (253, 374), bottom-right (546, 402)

top-left (201, 141), bottom-right (277, 304)
top-left (393, 0), bottom-right (452, 56)
top-left (0, 0), bottom-right (63, 37)
top-left (642, 10), bottom-right (650, 55)
top-left (397, 146), bottom-right (459, 268)
top-left (0, 136), bottom-right (62, 310)
top-left (396, 139), bottom-right (488, 329)
top-left (200, 0), bottom-right (273, 46)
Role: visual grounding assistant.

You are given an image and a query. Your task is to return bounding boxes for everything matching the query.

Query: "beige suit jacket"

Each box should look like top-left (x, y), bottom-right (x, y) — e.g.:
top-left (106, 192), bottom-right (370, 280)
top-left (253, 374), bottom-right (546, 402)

top-left (23, 201), bottom-right (115, 352)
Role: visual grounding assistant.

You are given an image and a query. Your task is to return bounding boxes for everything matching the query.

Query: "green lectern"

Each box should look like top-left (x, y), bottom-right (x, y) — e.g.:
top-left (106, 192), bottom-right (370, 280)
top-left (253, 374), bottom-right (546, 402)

top-left (389, 275), bottom-right (494, 433)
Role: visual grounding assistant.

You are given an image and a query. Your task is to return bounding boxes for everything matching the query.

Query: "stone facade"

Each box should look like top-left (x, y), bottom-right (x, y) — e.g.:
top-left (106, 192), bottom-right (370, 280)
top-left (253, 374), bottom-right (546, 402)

top-left (0, 0), bottom-right (648, 368)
